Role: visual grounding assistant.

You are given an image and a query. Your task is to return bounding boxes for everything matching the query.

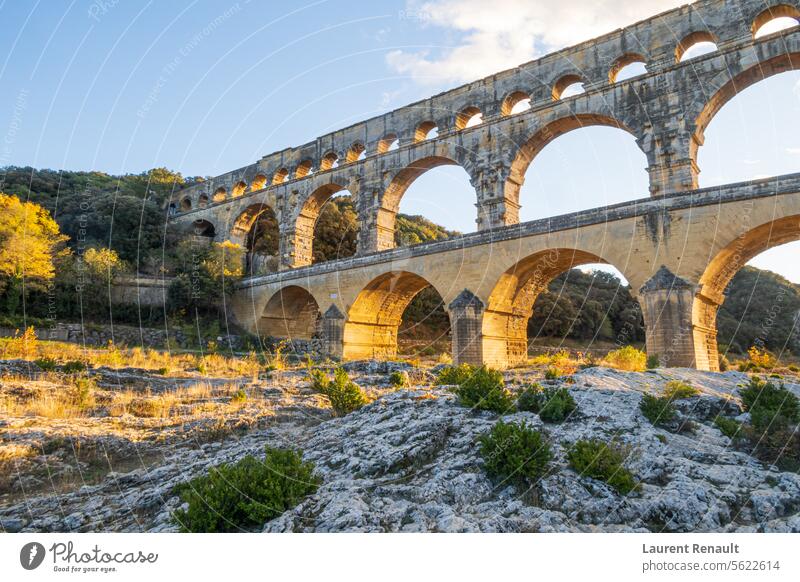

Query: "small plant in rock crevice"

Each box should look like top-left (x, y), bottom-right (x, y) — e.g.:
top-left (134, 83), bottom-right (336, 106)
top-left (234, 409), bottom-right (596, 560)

top-left (516, 384), bottom-right (577, 423)
top-left (307, 366), bottom-right (368, 416)
top-left (567, 438), bottom-right (639, 495)
top-left (453, 366), bottom-right (514, 413)
top-left (478, 420), bottom-right (552, 489)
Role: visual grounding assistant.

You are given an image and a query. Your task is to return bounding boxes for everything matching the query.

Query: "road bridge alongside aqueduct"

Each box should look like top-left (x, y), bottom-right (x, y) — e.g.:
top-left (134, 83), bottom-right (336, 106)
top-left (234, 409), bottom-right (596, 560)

top-left (168, 0), bottom-right (800, 369)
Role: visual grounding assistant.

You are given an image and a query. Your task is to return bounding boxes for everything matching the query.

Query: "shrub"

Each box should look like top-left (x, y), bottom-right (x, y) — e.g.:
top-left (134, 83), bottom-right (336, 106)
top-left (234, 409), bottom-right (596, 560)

top-left (478, 420), bottom-right (552, 488)
top-left (544, 367), bottom-right (561, 380)
top-left (714, 416), bottom-right (741, 439)
top-left (604, 346), bottom-right (646, 372)
top-left (663, 380), bottom-right (699, 401)
top-left (172, 446), bottom-right (320, 532)
top-left (646, 354), bottom-right (659, 369)
top-left (435, 363), bottom-right (475, 385)
top-left (640, 393), bottom-right (676, 426)
top-left (34, 357), bottom-right (58, 371)
top-left (719, 355), bottom-right (730, 372)
top-left (312, 367), bottom-right (368, 416)
top-left (70, 376), bottom-right (96, 410)
top-left (230, 388), bottom-right (247, 404)
top-left (788, 364), bottom-right (799, 373)
top-left (567, 439), bottom-right (639, 495)
top-left (388, 370), bottom-right (408, 388)
top-left (453, 366), bottom-right (514, 413)
top-left (748, 346), bottom-right (776, 369)
top-left (516, 384), bottom-right (577, 423)
top-left (62, 360), bottom-right (87, 374)
top-left (739, 377), bottom-right (799, 432)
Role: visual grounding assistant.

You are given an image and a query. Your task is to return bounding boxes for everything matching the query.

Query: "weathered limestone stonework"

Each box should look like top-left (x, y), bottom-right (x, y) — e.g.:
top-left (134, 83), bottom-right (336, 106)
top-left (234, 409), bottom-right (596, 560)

top-left (166, 0), bottom-right (800, 369)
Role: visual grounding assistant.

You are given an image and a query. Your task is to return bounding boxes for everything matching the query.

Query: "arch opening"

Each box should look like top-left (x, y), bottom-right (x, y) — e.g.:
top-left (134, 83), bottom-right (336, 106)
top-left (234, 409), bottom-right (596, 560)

top-left (273, 168), bottom-right (289, 185)
top-left (502, 91), bottom-right (531, 116)
top-left (212, 187), bottom-right (227, 203)
top-left (231, 203), bottom-right (280, 275)
top-left (378, 133), bottom-right (399, 153)
top-left (455, 106), bottom-right (482, 130)
top-left (192, 219), bottom-right (216, 238)
top-left (482, 248), bottom-right (641, 368)
top-left (251, 174), bottom-right (267, 191)
top-left (415, 121), bottom-right (438, 142)
top-left (697, 68), bottom-right (800, 187)
top-left (753, 5), bottom-right (800, 38)
top-left (310, 189), bottom-right (357, 264)
top-left (483, 249), bottom-right (639, 368)
top-left (609, 53), bottom-right (648, 83)
top-left (510, 114), bottom-right (647, 220)
top-left (180, 197), bottom-right (192, 212)
top-left (320, 151), bottom-right (339, 171)
top-left (198, 194), bottom-right (209, 208)
top-left (232, 181), bottom-right (247, 198)
top-left (694, 216), bottom-right (800, 370)
top-left (295, 159), bottom-right (314, 179)
top-left (676, 31), bottom-right (718, 62)
top-left (343, 271), bottom-right (450, 361)
top-left (552, 74), bottom-right (586, 100)
top-left (259, 286), bottom-right (320, 341)
top-left (346, 142), bottom-right (366, 163)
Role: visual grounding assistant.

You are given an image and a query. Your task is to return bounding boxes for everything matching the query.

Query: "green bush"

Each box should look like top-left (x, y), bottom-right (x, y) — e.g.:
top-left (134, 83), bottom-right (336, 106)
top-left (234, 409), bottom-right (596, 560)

top-left (640, 393), bottom-right (676, 426)
top-left (435, 363), bottom-right (475, 385)
top-left (740, 377), bottom-right (799, 432)
top-left (714, 416), bottom-right (741, 439)
top-left (478, 420), bottom-right (552, 488)
top-left (567, 438), bottom-right (639, 495)
top-left (62, 360), bottom-right (87, 374)
top-left (663, 380), bottom-right (699, 401)
top-left (516, 384), bottom-right (577, 423)
top-left (34, 357), bottom-right (58, 371)
top-left (646, 354), bottom-right (659, 369)
top-left (311, 367), bottom-right (368, 416)
top-left (788, 364), bottom-right (799, 373)
top-left (71, 376), bottom-right (96, 410)
top-left (453, 366), bottom-right (514, 413)
top-left (388, 370), bottom-right (408, 388)
top-left (230, 388), bottom-right (247, 404)
top-left (172, 446), bottom-right (320, 532)
top-left (544, 367), bottom-right (561, 380)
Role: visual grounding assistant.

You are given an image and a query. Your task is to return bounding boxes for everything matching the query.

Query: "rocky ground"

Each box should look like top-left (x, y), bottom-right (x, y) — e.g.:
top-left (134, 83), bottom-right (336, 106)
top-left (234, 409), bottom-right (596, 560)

top-left (1, 360), bottom-right (799, 533)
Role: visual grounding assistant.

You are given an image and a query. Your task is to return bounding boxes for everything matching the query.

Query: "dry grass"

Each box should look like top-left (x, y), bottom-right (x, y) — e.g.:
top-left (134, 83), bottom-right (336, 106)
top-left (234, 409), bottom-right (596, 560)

top-left (0, 333), bottom-right (265, 378)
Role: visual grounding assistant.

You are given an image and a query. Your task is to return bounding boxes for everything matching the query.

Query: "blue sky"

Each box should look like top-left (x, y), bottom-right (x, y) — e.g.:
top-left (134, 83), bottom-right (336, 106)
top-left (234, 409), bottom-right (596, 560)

top-left (1, 0), bottom-right (798, 281)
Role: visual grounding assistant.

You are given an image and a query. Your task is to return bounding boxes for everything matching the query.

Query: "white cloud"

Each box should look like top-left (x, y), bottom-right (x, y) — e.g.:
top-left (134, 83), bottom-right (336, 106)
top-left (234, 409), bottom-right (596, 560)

top-left (387, 0), bottom-right (684, 85)
top-left (787, 147), bottom-right (800, 155)
top-left (742, 159), bottom-right (760, 165)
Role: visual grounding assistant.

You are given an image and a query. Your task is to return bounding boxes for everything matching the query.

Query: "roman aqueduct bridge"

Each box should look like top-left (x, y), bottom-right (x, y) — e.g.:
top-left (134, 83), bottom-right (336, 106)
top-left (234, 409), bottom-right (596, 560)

top-left (168, 0), bottom-right (800, 370)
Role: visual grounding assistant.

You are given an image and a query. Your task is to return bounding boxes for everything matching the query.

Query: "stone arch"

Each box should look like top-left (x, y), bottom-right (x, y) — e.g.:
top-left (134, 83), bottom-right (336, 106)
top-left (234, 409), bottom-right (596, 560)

top-left (273, 168), bottom-right (289, 184)
top-left (506, 113), bottom-right (639, 209)
top-left (482, 248), bottom-right (625, 368)
top-left (752, 4), bottom-right (800, 37)
top-left (551, 74), bottom-right (585, 100)
top-left (346, 142), bottom-right (366, 163)
top-left (609, 53), bottom-right (648, 83)
top-left (691, 215), bottom-right (800, 370)
top-left (258, 285), bottom-right (321, 340)
top-left (320, 151), bottom-right (339, 171)
top-left (415, 120), bottom-right (438, 142)
top-left (377, 133), bottom-right (399, 153)
top-left (692, 52), bottom-right (800, 174)
top-left (192, 219), bottom-right (216, 238)
top-left (343, 271), bottom-right (449, 360)
top-left (291, 181), bottom-right (350, 267)
top-left (198, 194), bottom-right (209, 208)
top-left (212, 187), bottom-right (227, 203)
top-left (295, 159), bottom-right (313, 179)
top-left (675, 30), bottom-right (718, 62)
top-left (455, 106), bottom-right (483, 130)
top-left (230, 202), bottom-right (278, 247)
top-left (501, 90), bottom-right (531, 116)
top-left (180, 196), bottom-right (192, 212)
top-left (251, 174), bottom-right (268, 191)
top-left (232, 181), bottom-right (247, 198)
